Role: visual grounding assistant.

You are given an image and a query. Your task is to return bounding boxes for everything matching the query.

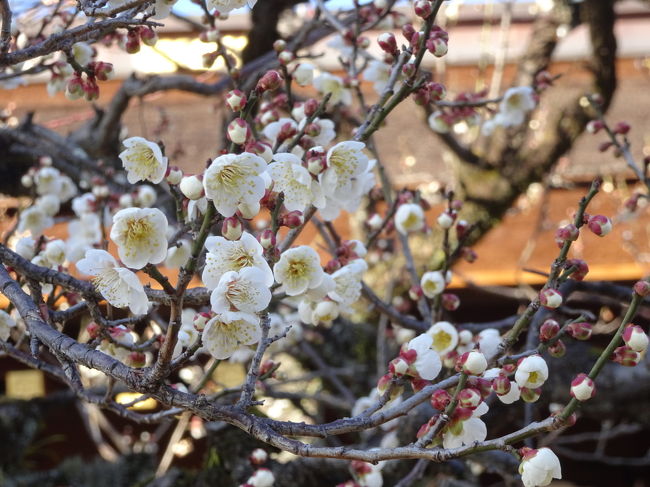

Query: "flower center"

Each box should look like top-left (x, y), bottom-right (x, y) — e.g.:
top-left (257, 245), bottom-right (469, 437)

top-left (230, 247), bottom-right (256, 270)
top-left (127, 143), bottom-right (159, 174)
top-left (287, 259), bottom-right (309, 280)
top-left (433, 331), bottom-right (452, 351)
top-left (125, 218), bottom-right (154, 245)
top-left (213, 164), bottom-right (251, 194)
top-left (528, 371), bottom-right (540, 384)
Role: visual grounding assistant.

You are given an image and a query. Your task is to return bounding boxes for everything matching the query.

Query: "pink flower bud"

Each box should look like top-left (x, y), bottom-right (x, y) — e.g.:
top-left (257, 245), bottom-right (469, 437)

top-left (554, 223), bottom-right (579, 247)
top-left (611, 346), bottom-right (641, 367)
top-left (377, 373), bottom-right (392, 393)
top-left (458, 388), bottom-right (482, 408)
top-left (227, 118), bottom-right (250, 145)
top-left (567, 322), bottom-right (593, 341)
top-left (467, 376), bottom-right (493, 398)
top-left (125, 33), bottom-right (141, 53)
top-left (430, 389), bottom-right (451, 410)
top-left (539, 319), bottom-right (560, 342)
top-left (539, 288), bottom-right (562, 309)
top-left (389, 357), bottom-right (409, 376)
top-left (598, 141), bottom-right (613, 152)
top-left (225, 89), bottom-right (247, 111)
top-left (222, 216), bottom-right (243, 241)
top-left (92, 61), bottom-right (114, 81)
top-left (193, 312), bottom-right (211, 331)
top-left (280, 210), bottom-right (303, 228)
top-left (586, 120), bottom-right (604, 134)
top-left (377, 32), bottom-right (397, 54)
top-left (437, 210), bottom-right (455, 229)
top-left (273, 39), bottom-right (286, 52)
top-left (547, 339), bottom-right (566, 358)
top-left (460, 247), bottom-right (477, 263)
top-left (457, 350), bottom-right (487, 375)
top-left (139, 27), bottom-right (157, 46)
top-left (278, 50), bottom-right (294, 65)
top-left (622, 324), bottom-right (648, 352)
top-left (259, 229), bottom-right (276, 249)
top-left (200, 28), bottom-right (219, 43)
top-left (614, 121), bottom-right (630, 134)
top-left (426, 37), bottom-right (448, 57)
top-left (165, 166), bottom-right (183, 185)
top-left (570, 373), bottom-right (596, 401)
top-left (427, 81), bottom-right (446, 101)
top-left (410, 377), bottom-right (430, 392)
top-left (86, 322), bottom-right (101, 339)
top-left (520, 386), bottom-right (541, 403)
top-left (402, 23), bottom-right (416, 42)
top-left (128, 352), bottom-right (146, 368)
top-left (249, 448), bottom-right (268, 465)
top-left (256, 70), bottom-right (283, 93)
top-left (565, 258), bottom-right (589, 281)
top-left (414, 0), bottom-right (432, 18)
top-left (633, 280), bottom-right (650, 297)
top-left (492, 374), bottom-right (511, 395)
top-left (441, 293), bottom-right (460, 311)
top-left (587, 214), bottom-right (612, 237)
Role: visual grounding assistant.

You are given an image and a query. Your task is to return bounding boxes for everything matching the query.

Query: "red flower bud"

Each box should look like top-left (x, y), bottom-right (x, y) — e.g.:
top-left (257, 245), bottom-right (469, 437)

top-left (539, 319), bottom-right (560, 342)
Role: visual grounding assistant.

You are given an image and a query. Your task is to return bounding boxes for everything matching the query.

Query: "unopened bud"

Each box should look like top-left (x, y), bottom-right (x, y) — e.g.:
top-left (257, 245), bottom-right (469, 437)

top-left (539, 288), bottom-right (562, 309)
top-left (256, 70), bottom-right (283, 93)
top-left (128, 351), bottom-right (147, 368)
top-left (587, 214), bottom-right (612, 237)
top-left (634, 280), bottom-right (650, 297)
top-left (225, 89), bottom-right (247, 112)
top-left (457, 350), bottom-right (487, 375)
top-left (259, 229), bottom-right (276, 249)
top-left (570, 373), bottom-right (595, 401)
top-left (250, 448), bottom-right (268, 465)
top-left (611, 345), bottom-right (641, 366)
top-left (492, 374), bottom-right (511, 395)
top-left (179, 175), bottom-right (204, 200)
top-left (458, 388), bottom-right (482, 408)
top-left (520, 386), bottom-right (541, 403)
top-left (222, 216), bottom-right (243, 241)
top-left (193, 312), bottom-right (211, 332)
top-left (227, 118), bottom-right (250, 145)
top-left (622, 324), bottom-right (648, 353)
top-left (165, 166), bottom-right (183, 185)
top-left (430, 389), bottom-right (451, 410)
top-left (539, 319), bottom-right (560, 342)
top-left (614, 121), bottom-right (631, 135)
top-left (441, 293), bottom-right (460, 311)
top-left (547, 339), bottom-right (566, 358)
top-left (567, 322), bottom-right (593, 341)
top-left (280, 210), bottom-right (303, 228)
top-left (377, 32), bottom-right (397, 54)
top-left (586, 120), bottom-right (604, 134)
top-left (414, 0), bottom-right (433, 18)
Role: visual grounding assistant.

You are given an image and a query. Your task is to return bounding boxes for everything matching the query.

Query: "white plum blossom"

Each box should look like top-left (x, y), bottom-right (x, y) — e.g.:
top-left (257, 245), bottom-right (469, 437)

top-left (421, 271), bottom-right (446, 298)
top-left (321, 141), bottom-right (369, 195)
top-left (165, 239), bottom-right (191, 268)
top-left (202, 311), bottom-right (261, 360)
top-left (519, 448), bottom-right (562, 487)
top-left (0, 309), bottom-right (17, 341)
top-left (273, 246), bottom-right (324, 296)
top-left (17, 206), bottom-right (53, 236)
top-left (136, 185), bottom-right (157, 207)
top-left (427, 321), bottom-right (459, 355)
top-left (110, 207), bottom-right (168, 269)
top-left (319, 160), bottom-right (376, 221)
top-left (497, 382), bottom-right (521, 404)
top-left (299, 300), bottom-right (340, 326)
top-left (119, 136), bottom-right (168, 184)
top-left (203, 152), bottom-right (267, 217)
top-left (292, 62), bottom-right (315, 86)
top-left (76, 249), bottom-right (149, 315)
top-left (442, 403), bottom-right (488, 449)
top-left (246, 467), bottom-right (275, 487)
top-left (262, 117), bottom-right (297, 146)
top-left (66, 213), bottom-right (103, 263)
top-left (210, 267), bottom-right (271, 314)
top-left (202, 232), bottom-right (273, 289)
top-left (72, 193), bottom-right (96, 216)
top-left (303, 118), bottom-right (336, 147)
top-left (152, 0), bottom-right (178, 19)
top-left (497, 86), bottom-right (537, 127)
top-left (406, 334), bottom-right (442, 380)
top-left (206, 0), bottom-right (257, 14)
top-left (43, 239), bottom-right (66, 266)
top-left (395, 203), bottom-right (425, 235)
top-left (428, 111), bottom-right (451, 134)
top-left (478, 328), bottom-right (501, 359)
top-left (35, 194), bottom-right (61, 217)
top-left (34, 167), bottom-right (63, 196)
top-left (313, 72), bottom-right (352, 106)
top-left (14, 237), bottom-right (36, 260)
top-left (363, 59), bottom-right (394, 94)
top-left (71, 42), bottom-right (93, 66)
top-left (173, 308), bottom-right (201, 357)
top-left (268, 153), bottom-right (325, 211)
top-left (515, 355), bottom-right (549, 389)
top-left (328, 259), bottom-right (367, 310)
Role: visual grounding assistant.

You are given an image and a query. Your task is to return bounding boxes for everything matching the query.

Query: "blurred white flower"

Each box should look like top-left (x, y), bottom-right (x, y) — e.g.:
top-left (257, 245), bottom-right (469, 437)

top-left (395, 203), bottom-right (425, 235)
top-left (313, 72), bottom-right (352, 106)
top-left (421, 271), bottom-right (446, 298)
top-left (0, 309), bottom-right (17, 341)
